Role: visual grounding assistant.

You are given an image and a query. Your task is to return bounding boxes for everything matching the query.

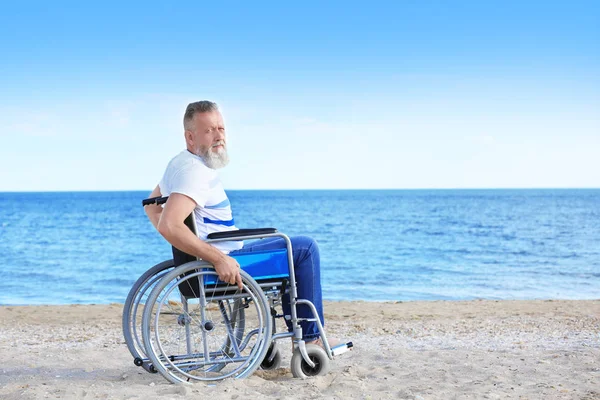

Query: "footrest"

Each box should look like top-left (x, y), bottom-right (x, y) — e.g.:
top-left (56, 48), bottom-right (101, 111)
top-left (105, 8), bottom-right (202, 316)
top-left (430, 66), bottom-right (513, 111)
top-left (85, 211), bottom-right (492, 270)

top-left (331, 342), bottom-right (354, 356)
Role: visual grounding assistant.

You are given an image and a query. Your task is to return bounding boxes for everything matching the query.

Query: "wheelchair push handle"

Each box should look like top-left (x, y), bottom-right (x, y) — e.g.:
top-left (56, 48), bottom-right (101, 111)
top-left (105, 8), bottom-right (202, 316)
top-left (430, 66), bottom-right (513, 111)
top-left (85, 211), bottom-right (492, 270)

top-left (142, 196), bottom-right (169, 206)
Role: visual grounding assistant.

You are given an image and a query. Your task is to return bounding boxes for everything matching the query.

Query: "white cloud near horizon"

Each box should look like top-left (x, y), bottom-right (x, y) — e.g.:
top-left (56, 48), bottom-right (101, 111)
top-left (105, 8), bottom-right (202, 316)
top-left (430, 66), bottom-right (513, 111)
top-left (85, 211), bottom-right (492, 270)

top-left (0, 85), bottom-right (598, 192)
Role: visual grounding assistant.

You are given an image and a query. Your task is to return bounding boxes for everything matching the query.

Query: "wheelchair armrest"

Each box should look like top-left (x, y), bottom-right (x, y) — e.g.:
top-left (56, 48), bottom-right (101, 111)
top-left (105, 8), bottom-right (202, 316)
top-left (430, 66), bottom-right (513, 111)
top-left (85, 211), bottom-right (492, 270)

top-left (142, 196), bottom-right (169, 206)
top-left (207, 228), bottom-right (277, 240)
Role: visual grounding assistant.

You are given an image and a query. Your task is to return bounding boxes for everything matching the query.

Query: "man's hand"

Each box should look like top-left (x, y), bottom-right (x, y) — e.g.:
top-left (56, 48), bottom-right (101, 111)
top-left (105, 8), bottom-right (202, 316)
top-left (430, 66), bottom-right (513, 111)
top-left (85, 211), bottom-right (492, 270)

top-left (213, 255), bottom-right (243, 290)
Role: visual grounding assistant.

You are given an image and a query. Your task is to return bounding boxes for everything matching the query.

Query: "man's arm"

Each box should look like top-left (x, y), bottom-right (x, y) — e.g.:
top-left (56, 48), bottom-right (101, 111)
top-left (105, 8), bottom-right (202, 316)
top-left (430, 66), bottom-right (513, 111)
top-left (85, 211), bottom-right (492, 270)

top-left (155, 192), bottom-right (242, 289)
top-left (144, 185), bottom-right (163, 230)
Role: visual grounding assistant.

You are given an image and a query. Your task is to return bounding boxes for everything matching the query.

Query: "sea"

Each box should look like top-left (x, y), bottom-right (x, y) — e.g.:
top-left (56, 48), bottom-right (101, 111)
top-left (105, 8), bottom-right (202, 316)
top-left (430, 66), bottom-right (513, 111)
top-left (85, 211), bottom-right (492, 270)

top-left (0, 189), bottom-right (598, 305)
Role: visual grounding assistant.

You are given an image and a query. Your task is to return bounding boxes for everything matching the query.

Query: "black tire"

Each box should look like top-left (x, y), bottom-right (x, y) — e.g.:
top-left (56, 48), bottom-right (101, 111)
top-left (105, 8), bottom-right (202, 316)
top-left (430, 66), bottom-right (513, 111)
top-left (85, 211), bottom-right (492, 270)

top-left (260, 343), bottom-right (282, 370)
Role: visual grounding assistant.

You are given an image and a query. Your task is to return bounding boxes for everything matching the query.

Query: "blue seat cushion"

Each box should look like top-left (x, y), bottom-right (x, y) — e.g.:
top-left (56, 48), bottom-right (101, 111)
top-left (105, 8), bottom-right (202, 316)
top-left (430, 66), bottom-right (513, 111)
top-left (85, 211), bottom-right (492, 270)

top-left (235, 248), bottom-right (290, 281)
top-left (198, 248), bottom-right (290, 286)
top-left (172, 248), bottom-right (290, 297)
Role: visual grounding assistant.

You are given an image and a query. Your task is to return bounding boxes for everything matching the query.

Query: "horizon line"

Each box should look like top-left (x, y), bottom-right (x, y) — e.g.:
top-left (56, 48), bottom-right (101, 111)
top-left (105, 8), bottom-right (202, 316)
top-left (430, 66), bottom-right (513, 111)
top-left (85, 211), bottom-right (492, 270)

top-left (2, 187), bottom-right (600, 194)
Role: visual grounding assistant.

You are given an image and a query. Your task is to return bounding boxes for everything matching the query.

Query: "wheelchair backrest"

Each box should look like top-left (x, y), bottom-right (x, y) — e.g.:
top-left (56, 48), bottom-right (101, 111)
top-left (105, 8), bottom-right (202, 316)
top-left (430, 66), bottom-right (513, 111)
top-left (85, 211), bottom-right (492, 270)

top-left (172, 212), bottom-right (199, 267)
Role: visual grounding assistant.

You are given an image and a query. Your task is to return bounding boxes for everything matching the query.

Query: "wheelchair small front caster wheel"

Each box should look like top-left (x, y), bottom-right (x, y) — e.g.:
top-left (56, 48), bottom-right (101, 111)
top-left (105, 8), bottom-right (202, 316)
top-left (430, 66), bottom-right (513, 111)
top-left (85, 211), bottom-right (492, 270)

top-left (290, 344), bottom-right (330, 378)
top-left (260, 343), bottom-right (282, 370)
top-left (133, 357), bottom-right (144, 367)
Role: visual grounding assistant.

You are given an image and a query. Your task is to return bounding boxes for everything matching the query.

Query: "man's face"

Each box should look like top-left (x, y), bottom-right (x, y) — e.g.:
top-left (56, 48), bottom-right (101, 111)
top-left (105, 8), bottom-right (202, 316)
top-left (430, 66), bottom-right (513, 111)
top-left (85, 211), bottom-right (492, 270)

top-left (187, 110), bottom-right (229, 169)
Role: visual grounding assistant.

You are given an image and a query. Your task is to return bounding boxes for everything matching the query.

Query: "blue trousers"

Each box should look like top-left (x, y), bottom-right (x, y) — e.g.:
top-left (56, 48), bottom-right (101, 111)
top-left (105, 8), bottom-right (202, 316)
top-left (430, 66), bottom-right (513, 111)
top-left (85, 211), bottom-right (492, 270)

top-left (230, 236), bottom-right (324, 340)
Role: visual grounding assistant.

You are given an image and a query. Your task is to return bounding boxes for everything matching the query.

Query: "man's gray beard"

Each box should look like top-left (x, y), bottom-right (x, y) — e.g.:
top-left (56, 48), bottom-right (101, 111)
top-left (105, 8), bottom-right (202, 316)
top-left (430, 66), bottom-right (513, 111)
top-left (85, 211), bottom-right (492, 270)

top-left (199, 146), bottom-right (230, 169)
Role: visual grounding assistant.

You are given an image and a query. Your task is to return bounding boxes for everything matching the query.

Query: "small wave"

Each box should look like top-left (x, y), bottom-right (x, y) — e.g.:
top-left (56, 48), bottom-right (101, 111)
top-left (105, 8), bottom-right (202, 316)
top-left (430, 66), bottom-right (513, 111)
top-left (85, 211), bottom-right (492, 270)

top-left (561, 252), bottom-right (580, 259)
top-left (469, 230), bottom-right (492, 237)
top-left (413, 265), bottom-right (471, 276)
top-left (469, 223), bottom-right (503, 230)
top-left (556, 271), bottom-right (599, 279)
top-left (425, 231), bottom-right (445, 236)
top-left (509, 250), bottom-right (532, 256)
top-left (93, 278), bottom-right (136, 286)
top-left (401, 228), bottom-right (420, 234)
top-left (451, 248), bottom-right (472, 255)
top-left (481, 259), bottom-right (501, 265)
top-left (18, 271), bottom-right (62, 282)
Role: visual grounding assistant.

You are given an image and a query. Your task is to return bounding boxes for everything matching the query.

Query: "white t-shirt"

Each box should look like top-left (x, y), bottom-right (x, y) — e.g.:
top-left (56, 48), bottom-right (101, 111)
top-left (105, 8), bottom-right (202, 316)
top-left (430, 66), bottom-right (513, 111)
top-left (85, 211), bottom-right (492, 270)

top-left (159, 150), bottom-right (243, 253)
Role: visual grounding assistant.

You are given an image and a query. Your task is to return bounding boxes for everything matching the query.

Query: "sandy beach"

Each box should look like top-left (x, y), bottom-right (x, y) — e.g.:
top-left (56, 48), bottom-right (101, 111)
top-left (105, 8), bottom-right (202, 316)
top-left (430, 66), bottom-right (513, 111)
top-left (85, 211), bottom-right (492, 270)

top-left (0, 300), bottom-right (598, 400)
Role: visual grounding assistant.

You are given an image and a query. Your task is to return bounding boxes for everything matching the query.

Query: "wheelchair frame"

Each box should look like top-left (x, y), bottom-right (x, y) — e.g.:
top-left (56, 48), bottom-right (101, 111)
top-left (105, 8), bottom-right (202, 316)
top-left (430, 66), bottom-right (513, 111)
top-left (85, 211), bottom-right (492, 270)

top-left (123, 195), bottom-right (351, 383)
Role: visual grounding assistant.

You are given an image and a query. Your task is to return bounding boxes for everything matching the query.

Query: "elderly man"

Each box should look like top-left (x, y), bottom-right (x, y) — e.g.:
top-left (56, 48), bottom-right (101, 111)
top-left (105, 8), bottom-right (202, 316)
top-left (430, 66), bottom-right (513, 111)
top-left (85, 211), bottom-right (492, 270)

top-left (144, 100), bottom-right (332, 345)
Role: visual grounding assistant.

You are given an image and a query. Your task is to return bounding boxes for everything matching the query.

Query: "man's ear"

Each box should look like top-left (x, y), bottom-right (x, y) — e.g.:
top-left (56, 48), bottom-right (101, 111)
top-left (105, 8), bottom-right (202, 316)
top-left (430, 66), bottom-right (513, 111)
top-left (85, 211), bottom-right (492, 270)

top-left (185, 130), bottom-right (194, 145)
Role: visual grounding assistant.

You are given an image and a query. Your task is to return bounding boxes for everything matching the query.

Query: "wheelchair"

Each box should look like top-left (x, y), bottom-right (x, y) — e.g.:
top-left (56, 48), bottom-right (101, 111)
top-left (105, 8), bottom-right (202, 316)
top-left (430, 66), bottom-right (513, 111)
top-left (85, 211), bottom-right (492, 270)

top-left (122, 195), bottom-right (352, 384)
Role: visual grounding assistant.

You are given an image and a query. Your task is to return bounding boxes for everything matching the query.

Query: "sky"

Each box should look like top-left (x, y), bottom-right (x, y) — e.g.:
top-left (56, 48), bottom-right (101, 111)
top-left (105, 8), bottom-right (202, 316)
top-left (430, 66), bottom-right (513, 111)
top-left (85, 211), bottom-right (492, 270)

top-left (0, 1), bottom-right (598, 191)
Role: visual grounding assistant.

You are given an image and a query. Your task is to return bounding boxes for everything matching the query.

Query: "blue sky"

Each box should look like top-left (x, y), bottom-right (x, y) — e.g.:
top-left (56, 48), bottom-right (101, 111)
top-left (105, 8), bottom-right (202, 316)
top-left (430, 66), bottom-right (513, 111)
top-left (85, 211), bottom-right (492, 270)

top-left (1, 1), bottom-right (598, 191)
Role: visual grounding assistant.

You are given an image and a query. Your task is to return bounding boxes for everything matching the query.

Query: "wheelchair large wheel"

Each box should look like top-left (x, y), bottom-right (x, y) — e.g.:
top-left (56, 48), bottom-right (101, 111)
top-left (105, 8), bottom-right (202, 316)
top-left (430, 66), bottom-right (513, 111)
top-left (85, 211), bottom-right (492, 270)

top-left (142, 261), bottom-right (272, 383)
top-left (122, 259), bottom-right (175, 364)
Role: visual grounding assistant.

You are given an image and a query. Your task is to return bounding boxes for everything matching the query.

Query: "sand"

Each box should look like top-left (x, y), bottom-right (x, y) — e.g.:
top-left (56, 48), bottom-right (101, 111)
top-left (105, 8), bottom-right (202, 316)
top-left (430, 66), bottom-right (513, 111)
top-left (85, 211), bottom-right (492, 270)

top-left (0, 300), bottom-right (598, 400)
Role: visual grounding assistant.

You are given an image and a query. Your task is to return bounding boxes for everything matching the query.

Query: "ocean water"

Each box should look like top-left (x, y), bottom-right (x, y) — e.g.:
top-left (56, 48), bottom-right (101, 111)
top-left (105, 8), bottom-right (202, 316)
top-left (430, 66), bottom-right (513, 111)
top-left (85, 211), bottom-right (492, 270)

top-left (0, 189), bottom-right (598, 305)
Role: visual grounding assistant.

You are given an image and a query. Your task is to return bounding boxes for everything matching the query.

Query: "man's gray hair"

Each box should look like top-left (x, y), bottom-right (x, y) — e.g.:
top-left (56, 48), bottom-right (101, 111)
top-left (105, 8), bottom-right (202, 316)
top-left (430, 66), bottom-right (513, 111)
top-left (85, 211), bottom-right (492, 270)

top-left (184, 100), bottom-right (219, 131)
